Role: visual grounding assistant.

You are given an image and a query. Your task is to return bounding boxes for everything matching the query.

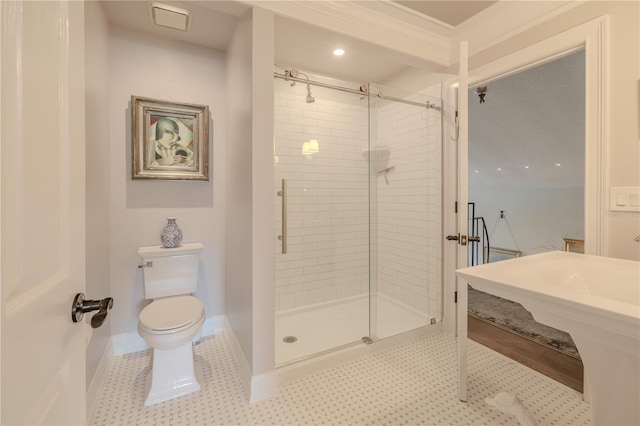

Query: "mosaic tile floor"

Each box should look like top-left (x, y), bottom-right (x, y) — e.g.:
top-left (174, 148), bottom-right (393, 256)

top-left (92, 332), bottom-right (590, 425)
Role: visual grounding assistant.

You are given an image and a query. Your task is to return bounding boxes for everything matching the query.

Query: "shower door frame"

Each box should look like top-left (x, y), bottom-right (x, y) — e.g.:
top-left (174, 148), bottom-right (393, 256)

top-left (274, 72), bottom-right (445, 366)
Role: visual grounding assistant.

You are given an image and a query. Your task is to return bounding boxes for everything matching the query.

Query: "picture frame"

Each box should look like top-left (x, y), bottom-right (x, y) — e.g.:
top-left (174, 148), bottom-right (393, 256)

top-left (563, 238), bottom-right (585, 254)
top-left (485, 247), bottom-right (522, 263)
top-left (131, 96), bottom-right (209, 181)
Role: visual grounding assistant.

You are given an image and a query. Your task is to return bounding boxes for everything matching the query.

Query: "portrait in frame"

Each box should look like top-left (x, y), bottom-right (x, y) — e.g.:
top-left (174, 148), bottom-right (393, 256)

top-left (132, 96), bottom-right (209, 181)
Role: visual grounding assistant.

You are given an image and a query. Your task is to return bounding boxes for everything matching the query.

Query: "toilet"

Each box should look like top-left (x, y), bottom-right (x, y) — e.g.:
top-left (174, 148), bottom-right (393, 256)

top-left (137, 242), bottom-right (205, 406)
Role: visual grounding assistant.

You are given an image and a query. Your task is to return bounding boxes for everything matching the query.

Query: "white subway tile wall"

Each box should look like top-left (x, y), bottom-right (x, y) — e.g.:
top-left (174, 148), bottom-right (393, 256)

top-left (275, 78), bottom-right (370, 311)
top-left (373, 86), bottom-right (443, 320)
top-left (274, 77), bottom-right (442, 323)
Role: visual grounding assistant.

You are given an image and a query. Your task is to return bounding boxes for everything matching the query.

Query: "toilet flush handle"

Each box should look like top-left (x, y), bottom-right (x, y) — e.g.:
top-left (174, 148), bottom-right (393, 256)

top-left (71, 293), bottom-right (114, 328)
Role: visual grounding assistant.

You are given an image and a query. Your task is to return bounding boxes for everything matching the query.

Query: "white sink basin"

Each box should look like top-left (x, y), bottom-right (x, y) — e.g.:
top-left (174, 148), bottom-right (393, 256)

top-left (456, 251), bottom-right (640, 425)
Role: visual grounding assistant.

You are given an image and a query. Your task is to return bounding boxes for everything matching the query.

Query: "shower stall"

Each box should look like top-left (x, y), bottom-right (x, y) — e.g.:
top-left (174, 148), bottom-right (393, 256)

top-left (273, 68), bottom-right (443, 365)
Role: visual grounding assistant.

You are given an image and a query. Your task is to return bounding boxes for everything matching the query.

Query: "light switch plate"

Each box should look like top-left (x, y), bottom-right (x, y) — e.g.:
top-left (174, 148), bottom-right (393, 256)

top-left (610, 187), bottom-right (640, 212)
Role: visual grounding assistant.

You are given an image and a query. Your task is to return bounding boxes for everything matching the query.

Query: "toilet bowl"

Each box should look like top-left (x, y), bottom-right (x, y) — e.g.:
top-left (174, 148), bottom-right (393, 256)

top-left (137, 243), bottom-right (205, 406)
top-left (138, 296), bottom-right (205, 406)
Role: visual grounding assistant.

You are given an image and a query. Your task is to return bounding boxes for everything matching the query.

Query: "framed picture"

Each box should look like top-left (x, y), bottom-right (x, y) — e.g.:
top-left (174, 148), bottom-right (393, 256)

top-left (563, 238), bottom-right (585, 254)
top-left (485, 247), bottom-right (522, 263)
top-left (131, 96), bottom-right (209, 181)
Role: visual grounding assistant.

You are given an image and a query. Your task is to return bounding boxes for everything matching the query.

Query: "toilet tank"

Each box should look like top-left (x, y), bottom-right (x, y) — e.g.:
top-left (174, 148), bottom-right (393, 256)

top-left (138, 243), bottom-right (203, 299)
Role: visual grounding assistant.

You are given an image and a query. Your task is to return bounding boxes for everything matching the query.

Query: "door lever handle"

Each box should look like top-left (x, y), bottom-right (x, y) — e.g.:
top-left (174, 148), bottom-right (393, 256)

top-left (71, 293), bottom-right (114, 328)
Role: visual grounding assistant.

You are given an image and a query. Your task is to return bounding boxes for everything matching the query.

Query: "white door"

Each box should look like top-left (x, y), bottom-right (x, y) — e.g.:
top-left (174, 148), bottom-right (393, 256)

top-left (1, 1), bottom-right (86, 424)
top-left (453, 41), bottom-right (470, 402)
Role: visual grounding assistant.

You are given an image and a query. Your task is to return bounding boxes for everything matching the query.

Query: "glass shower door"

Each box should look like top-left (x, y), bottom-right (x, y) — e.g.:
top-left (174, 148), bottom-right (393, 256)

top-left (273, 74), bottom-right (371, 365)
top-left (368, 83), bottom-right (443, 341)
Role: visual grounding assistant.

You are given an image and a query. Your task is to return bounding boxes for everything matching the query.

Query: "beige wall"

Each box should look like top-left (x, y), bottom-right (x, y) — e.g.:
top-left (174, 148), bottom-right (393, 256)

top-left (225, 6), bottom-right (275, 379)
top-left (468, 1), bottom-right (639, 260)
top-left (225, 9), bottom-right (254, 369)
top-left (106, 27), bottom-right (227, 337)
top-left (85, 0), bottom-right (111, 389)
top-left (250, 7), bottom-right (276, 376)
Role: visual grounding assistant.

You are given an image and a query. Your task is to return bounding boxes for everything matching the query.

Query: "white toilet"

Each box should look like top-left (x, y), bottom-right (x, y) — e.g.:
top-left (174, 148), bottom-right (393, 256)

top-left (137, 242), bottom-right (205, 406)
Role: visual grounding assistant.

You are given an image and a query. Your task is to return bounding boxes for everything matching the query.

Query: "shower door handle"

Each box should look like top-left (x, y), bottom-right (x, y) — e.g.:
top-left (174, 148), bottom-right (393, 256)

top-left (277, 178), bottom-right (287, 254)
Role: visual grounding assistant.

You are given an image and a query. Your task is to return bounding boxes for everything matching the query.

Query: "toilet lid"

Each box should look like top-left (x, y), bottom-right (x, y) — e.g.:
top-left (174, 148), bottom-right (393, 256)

top-left (139, 296), bottom-right (203, 331)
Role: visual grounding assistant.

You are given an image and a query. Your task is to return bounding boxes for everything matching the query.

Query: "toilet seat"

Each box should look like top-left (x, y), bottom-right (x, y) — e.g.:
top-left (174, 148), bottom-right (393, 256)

top-left (139, 295), bottom-right (204, 333)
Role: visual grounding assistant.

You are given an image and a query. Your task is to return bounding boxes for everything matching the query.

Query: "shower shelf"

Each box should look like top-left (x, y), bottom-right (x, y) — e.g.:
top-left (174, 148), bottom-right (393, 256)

top-left (362, 147), bottom-right (391, 171)
top-left (363, 147), bottom-right (393, 184)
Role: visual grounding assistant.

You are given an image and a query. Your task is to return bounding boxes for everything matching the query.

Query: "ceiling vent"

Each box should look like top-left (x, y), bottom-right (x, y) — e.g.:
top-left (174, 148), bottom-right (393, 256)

top-left (150, 2), bottom-right (191, 32)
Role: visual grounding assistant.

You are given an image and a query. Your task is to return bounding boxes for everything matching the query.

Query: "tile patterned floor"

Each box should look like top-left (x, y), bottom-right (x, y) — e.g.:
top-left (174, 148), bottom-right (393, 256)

top-left (92, 332), bottom-right (591, 425)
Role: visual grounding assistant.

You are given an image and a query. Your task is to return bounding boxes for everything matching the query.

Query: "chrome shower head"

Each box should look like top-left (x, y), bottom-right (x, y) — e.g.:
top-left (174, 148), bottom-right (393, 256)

top-left (306, 84), bottom-right (315, 103)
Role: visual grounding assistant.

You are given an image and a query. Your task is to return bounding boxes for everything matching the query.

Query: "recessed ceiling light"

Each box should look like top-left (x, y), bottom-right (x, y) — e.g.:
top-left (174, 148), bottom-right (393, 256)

top-left (555, 163), bottom-right (561, 166)
top-left (524, 165), bottom-right (530, 169)
top-left (333, 48), bottom-right (345, 56)
top-left (475, 170), bottom-right (479, 173)
top-left (497, 167), bottom-right (503, 171)
top-left (150, 2), bottom-right (191, 32)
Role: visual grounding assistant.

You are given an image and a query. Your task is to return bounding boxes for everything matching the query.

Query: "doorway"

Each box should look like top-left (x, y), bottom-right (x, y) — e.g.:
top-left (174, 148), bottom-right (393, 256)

top-left (466, 50), bottom-right (586, 390)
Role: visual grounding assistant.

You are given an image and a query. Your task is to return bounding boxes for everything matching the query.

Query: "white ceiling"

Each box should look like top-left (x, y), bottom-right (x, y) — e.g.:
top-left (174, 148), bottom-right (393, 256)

top-left (101, 0), bottom-right (493, 84)
top-left (101, 1), bottom-right (247, 52)
top-left (273, 15), bottom-right (429, 84)
top-left (101, 1), bottom-right (585, 190)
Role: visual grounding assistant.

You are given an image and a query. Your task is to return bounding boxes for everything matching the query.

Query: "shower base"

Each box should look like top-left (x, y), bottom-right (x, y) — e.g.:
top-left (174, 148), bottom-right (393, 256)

top-left (275, 294), bottom-right (433, 365)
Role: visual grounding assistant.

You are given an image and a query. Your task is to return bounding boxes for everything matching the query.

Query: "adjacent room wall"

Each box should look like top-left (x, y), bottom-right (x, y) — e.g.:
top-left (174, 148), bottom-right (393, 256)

top-left (467, 51), bottom-right (585, 259)
top-left (469, 187), bottom-right (584, 255)
top-left (107, 26), bottom-right (227, 340)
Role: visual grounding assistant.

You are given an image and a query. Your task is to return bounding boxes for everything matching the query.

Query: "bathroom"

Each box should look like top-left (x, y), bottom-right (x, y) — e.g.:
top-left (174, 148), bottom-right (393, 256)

top-left (1, 0), bottom-right (638, 424)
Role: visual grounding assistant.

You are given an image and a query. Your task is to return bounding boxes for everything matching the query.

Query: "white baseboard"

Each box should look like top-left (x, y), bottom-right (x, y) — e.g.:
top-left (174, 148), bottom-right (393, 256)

top-left (249, 370), bottom-right (279, 403)
top-left (111, 329), bottom-right (148, 355)
top-left (87, 336), bottom-right (114, 422)
top-left (222, 317), bottom-right (279, 403)
top-left (221, 317), bottom-right (252, 399)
